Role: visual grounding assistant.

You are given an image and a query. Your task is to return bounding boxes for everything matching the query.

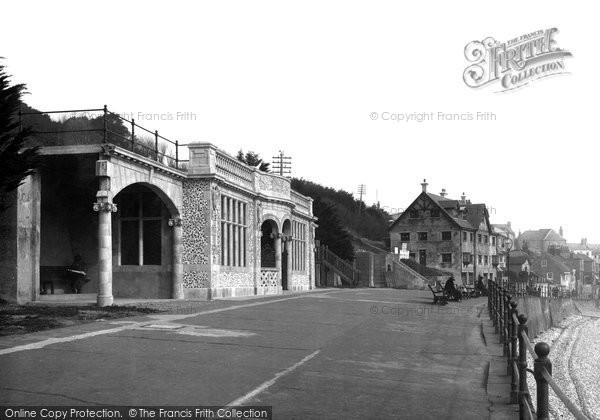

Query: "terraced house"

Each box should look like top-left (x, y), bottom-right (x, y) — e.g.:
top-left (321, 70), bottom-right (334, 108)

top-left (389, 180), bottom-right (498, 285)
top-left (0, 109), bottom-right (316, 305)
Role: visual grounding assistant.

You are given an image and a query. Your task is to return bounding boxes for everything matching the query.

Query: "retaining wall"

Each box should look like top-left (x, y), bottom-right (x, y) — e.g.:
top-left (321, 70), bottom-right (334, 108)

top-left (515, 296), bottom-right (579, 339)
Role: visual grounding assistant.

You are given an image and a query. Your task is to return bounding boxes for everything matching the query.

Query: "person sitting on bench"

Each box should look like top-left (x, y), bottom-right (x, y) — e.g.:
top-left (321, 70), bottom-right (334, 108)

top-left (444, 276), bottom-right (461, 301)
top-left (67, 255), bottom-right (90, 294)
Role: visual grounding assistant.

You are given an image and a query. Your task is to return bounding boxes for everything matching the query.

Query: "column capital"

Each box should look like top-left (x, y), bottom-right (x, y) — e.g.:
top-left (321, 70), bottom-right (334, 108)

top-left (168, 217), bottom-right (183, 227)
top-left (93, 202), bottom-right (117, 212)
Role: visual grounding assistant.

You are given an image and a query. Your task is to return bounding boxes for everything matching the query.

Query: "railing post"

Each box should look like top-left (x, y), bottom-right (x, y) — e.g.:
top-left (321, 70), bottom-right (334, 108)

top-left (175, 140), bottom-right (179, 169)
top-left (498, 288), bottom-right (504, 343)
top-left (103, 105), bottom-right (108, 143)
top-left (493, 282), bottom-right (499, 331)
top-left (509, 301), bottom-right (518, 402)
top-left (517, 315), bottom-right (530, 419)
top-left (503, 293), bottom-right (511, 355)
top-left (488, 281), bottom-right (493, 319)
top-left (131, 118), bottom-right (135, 151)
top-left (534, 342), bottom-right (551, 420)
top-left (154, 130), bottom-right (159, 162)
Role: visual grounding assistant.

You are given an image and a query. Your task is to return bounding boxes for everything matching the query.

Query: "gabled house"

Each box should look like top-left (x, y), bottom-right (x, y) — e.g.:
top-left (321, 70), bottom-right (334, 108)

top-left (517, 228), bottom-right (566, 253)
top-left (529, 251), bottom-right (575, 290)
top-left (507, 250), bottom-right (530, 278)
top-left (388, 180), bottom-right (497, 285)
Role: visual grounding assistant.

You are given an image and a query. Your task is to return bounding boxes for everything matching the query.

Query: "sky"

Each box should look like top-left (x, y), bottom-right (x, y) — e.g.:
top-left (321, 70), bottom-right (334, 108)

top-left (2, 1), bottom-right (598, 243)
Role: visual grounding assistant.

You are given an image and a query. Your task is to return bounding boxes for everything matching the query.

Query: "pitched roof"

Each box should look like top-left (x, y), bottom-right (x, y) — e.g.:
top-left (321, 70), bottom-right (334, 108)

top-left (493, 223), bottom-right (515, 237)
top-left (529, 251), bottom-right (572, 274)
top-left (464, 204), bottom-right (489, 232)
top-left (518, 229), bottom-right (565, 242)
top-left (508, 250), bottom-right (529, 265)
top-left (390, 190), bottom-right (491, 233)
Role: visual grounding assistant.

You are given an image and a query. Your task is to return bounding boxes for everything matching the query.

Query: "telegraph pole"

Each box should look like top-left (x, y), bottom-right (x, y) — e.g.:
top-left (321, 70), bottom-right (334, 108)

top-left (357, 184), bottom-right (367, 214)
top-left (272, 150), bottom-right (292, 177)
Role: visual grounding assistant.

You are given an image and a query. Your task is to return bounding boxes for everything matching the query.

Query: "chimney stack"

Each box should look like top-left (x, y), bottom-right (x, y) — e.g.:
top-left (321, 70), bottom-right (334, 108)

top-left (559, 226), bottom-right (564, 237)
top-left (421, 179), bottom-right (428, 193)
top-left (507, 221), bottom-right (511, 228)
top-left (440, 188), bottom-right (447, 197)
top-left (460, 192), bottom-right (466, 204)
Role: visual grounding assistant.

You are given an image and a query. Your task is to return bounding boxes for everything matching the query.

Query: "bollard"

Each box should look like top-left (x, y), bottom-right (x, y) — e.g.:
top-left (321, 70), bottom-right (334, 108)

top-left (534, 342), bottom-right (551, 420)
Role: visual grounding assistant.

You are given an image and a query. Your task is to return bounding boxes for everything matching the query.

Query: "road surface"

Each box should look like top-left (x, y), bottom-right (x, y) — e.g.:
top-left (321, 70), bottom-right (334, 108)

top-left (0, 289), bottom-right (499, 419)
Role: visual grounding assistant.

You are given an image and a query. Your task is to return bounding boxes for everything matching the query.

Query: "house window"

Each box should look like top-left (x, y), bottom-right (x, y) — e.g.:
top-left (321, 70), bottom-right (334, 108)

top-left (541, 260), bottom-right (547, 268)
top-left (462, 232), bottom-right (467, 242)
top-left (394, 246), bottom-right (399, 254)
top-left (409, 210), bottom-right (419, 218)
top-left (400, 232), bottom-right (410, 242)
top-left (442, 231), bottom-right (452, 241)
top-left (430, 209), bottom-right (440, 217)
top-left (478, 255), bottom-right (483, 264)
top-left (442, 253), bottom-right (452, 263)
top-left (409, 252), bottom-right (416, 259)
top-left (484, 235), bottom-right (488, 244)
top-left (119, 191), bottom-right (163, 266)
top-left (484, 255), bottom-right (489, 265)
top-left (292, 221), bottom-right (307, 271)
top-left (461, 272), bottom-right (467, 283)
top-left (547, 272), bottom-right (553, 280)
top-left (478, 234), bottom-right (482, 243)
top-left (418, 232), bottom-right (428, 241)
top-left (221, 195), bottom-right (248, 267)
top-left (492, 236), bottom-right (496, 246)
top-left (470, 233), bottom-right (474, 242)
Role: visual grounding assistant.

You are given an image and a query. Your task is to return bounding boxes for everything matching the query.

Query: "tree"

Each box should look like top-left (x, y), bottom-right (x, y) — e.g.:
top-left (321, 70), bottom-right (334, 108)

top-left (313, 198), bottom-right (355, 261)
top-left (0, 63), bottom-right (40, 210)
top-left (236, 149), bottom-right (270, 172)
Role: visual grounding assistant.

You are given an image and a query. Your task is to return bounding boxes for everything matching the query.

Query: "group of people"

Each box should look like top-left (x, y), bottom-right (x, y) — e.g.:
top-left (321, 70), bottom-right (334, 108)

top-left (440, 275), bottom-right (488, 302)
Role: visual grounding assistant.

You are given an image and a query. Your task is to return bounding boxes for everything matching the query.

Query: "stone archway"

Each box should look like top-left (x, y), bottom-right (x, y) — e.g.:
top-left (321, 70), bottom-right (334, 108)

top-left (111, 183), bottom-right (183, 300)
top-left (259, 219), bottom-right (281, 294)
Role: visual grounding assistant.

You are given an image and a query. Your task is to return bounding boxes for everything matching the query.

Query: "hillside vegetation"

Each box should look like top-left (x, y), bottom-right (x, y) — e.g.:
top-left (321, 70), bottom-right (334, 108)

top-left (291, 178), bottom-right (391, 260)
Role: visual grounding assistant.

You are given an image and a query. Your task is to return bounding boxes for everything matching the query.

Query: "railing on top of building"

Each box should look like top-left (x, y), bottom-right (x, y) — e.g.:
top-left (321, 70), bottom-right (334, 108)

top-left (18, 105), bottom-right (189, 171)
top-left (487, 280), bottom-right (590, 420)
top-left (214, 149), bottom-right (255, 188)
top-left (291, 190), bottom-right (311, 212)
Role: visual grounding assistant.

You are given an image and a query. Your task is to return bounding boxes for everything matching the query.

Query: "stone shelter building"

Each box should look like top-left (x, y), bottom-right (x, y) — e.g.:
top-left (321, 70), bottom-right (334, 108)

top-left (0, 128), bottom-right (316, 305)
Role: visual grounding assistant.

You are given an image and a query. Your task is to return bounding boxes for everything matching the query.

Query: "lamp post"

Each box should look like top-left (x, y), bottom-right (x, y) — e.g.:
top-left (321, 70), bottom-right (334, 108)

top-left (506, 237), bottom-right (514, 290)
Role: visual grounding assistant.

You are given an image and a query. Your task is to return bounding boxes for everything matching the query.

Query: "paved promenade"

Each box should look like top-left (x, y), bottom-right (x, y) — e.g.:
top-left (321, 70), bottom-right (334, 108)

top-left (0, 289), bottom-right (514, 419)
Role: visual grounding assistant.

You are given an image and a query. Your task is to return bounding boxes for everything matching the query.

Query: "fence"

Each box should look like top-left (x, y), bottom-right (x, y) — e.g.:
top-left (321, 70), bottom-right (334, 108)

top-left (315, 245), bottom-right (360, 287)
top-left (19, 105), bottom-right (189, 170)
top-left (488, 280), bottom-right (590, 419)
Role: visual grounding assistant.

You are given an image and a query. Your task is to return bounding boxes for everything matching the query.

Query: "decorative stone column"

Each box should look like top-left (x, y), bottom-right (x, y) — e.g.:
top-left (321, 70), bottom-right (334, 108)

top-left (274, 233), bottom-right (282, 288)
top-left (169, 217), bottom-right (184, 299)
top-left (285, 236), bottom-right (292, 290)
top-left (94, 160), bottom-right (116, 307)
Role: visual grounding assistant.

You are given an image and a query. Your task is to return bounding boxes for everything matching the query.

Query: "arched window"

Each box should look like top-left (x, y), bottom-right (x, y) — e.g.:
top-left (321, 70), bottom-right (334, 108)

top-left (117, 186), bottom-right (163, 265)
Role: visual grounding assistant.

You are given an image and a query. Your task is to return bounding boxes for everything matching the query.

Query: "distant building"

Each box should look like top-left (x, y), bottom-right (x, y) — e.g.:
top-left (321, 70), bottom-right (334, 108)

top-left (507, 250), bottom-right (530, 276)
top-left (388, 180), bottom-right (498, 285)
top-left (568, 238), bottom-right (594, 258)
top-left (493, 222), bottom-right (516, 273)
top-left (529, 251), bottom-right (575, 290)
top-left (516, 228), bottom-right (566, 253)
